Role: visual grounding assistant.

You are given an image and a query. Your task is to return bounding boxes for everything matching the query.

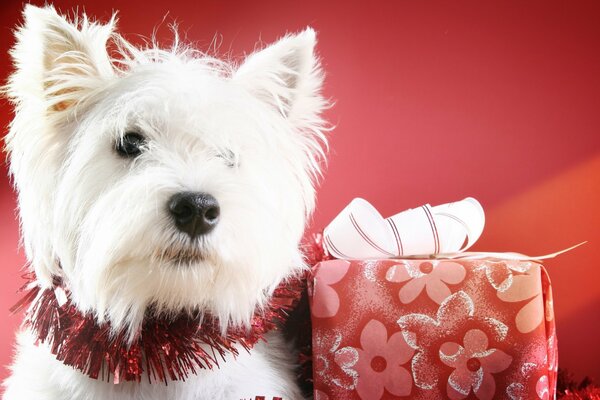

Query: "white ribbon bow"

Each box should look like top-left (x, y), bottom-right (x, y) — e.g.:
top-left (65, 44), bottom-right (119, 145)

top-left (323, 197), bottom-right (484, 259)
top-left (323, 197), bottom-right (584, 261)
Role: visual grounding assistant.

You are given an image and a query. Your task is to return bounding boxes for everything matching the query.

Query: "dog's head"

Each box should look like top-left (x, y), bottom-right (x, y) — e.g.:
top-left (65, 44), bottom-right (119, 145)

top-left (5, 5), bottom-right (328, 333)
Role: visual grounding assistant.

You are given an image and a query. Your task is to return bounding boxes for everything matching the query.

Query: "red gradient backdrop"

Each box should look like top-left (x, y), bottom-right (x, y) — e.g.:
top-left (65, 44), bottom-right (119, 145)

top-left (1, 0), bottom-right (599, 386)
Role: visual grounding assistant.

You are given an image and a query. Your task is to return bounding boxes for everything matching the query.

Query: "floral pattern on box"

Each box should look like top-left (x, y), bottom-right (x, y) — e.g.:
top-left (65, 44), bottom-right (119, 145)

top-left (309, 259), bottom-right (557, 400)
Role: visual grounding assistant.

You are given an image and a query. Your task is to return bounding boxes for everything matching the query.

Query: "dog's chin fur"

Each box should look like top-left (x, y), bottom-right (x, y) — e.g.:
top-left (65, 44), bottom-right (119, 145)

top-left (3, 4), bottom-right (329, 399)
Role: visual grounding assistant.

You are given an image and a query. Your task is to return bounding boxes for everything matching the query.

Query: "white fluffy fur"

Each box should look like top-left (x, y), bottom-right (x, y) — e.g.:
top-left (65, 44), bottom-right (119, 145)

top-left (3, 4), bottom-right (328, 399)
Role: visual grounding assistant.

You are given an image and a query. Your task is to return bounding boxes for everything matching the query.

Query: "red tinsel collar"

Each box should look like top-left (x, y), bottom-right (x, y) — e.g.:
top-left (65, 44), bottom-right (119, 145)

top-left (12, 272), bottom-right (305, 384)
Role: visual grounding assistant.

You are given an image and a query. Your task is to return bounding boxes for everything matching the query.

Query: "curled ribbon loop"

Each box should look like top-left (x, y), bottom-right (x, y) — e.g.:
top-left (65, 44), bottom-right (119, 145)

top-left (323, 197), bottom-right (485, 259)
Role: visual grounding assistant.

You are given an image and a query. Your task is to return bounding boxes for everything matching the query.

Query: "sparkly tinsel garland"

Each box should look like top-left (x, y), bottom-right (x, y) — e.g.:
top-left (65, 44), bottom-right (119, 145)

top-left (12, 271), bottom-right (305, 384)
top-left (557, 369), bottom-right (600, 400)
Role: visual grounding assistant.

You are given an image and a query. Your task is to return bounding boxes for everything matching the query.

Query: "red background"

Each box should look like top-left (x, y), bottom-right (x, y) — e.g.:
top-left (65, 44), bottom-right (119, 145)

top-left (1, 0), bottom-right (599, 387)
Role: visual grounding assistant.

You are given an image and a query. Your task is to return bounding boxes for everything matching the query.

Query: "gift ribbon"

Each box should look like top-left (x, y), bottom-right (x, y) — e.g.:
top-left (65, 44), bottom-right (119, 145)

top-left (323, 197), bottom-right (585, 261)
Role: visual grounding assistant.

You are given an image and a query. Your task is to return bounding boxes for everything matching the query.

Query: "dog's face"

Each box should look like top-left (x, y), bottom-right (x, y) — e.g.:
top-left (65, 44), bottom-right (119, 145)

top-left (5, 5), bottom-right (328, 333)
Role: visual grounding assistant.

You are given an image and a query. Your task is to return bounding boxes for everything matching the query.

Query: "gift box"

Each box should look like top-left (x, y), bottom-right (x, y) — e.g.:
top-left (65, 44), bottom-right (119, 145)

top-left (308, 258), bottom-right (557, 400)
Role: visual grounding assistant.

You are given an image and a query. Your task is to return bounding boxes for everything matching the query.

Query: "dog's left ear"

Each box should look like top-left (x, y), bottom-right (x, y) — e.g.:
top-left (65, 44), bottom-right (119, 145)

top-left (234, 28), bottom-right (327, 126)
top-left (7, 5), bottom-right (116, 114)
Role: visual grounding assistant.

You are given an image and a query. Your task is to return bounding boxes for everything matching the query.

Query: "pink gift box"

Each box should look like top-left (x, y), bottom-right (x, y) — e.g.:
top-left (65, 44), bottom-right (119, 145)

top-left (308, 259), bottom-right (557, 400)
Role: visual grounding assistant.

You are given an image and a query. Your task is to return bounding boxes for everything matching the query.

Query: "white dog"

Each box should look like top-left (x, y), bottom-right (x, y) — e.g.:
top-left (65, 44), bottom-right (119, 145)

top-left (3, 5), bottom-right (328, 399)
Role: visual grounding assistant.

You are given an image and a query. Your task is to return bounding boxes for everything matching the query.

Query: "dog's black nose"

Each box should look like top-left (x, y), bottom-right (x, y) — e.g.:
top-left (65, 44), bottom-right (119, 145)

top-left (168, 192), bottom-right (220, 238)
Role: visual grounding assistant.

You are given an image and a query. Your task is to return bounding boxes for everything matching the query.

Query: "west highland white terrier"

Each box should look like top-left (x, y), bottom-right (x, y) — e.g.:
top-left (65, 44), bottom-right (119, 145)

top-left (3, 5), bottom-right (328, 399)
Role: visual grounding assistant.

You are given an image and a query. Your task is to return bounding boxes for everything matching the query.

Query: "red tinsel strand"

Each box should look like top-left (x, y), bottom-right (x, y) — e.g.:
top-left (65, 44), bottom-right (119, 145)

top-left (9, 271), bottom-right (40, 315)
top-left (557, 369), bottom-right (600, 400)
top-left (559, 389), bottom-right (600, 400)
top-left (301, 232), bottom-right (332, 267)
top-left (15, 272), bottom-right (305, 384)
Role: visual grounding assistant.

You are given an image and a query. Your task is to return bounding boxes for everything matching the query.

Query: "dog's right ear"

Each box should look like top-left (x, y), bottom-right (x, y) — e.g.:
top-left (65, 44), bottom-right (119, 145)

top-left (6, 5), bottom-right (116, 114)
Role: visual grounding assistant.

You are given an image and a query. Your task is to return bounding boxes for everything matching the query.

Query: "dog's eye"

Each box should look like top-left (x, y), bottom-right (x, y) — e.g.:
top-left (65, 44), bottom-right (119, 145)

top-left (217, 149), bottom-right (237, 168)
top-left (116, 132), bottom-right (146, 158)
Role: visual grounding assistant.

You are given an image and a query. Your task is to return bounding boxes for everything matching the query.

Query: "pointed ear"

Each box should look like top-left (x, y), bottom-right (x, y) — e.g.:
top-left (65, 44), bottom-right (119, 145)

top-left (7, 5), bottom-right (116, 113)
top-left (234, 28), bottom-right (327, 126)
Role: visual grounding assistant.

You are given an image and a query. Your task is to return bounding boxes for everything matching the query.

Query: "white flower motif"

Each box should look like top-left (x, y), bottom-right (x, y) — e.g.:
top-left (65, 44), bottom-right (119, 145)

top-left (397, 291), bottom-right (508, 390)
top-left (386, 260), bottom-right (466, 304)
top-left (479, 260), bottom-right (545, 333)
top-left (338, 319), bottom-right (414, 399)
top-left (440, 329), bottom-right (512, 400)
